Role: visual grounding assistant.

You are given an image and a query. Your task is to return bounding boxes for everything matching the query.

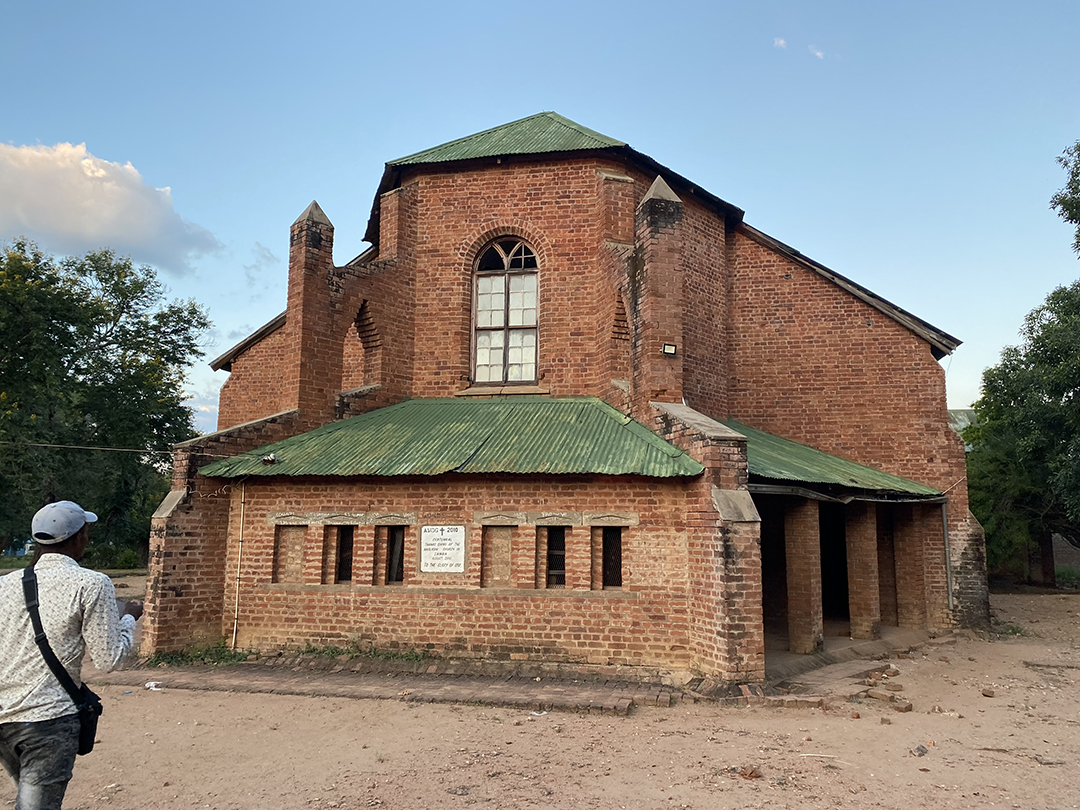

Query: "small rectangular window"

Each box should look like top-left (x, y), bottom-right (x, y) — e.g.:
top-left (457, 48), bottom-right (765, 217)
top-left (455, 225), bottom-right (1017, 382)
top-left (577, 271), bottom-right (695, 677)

top-left (602, 527), bottom-right (622, 588)
top-left (336, 526), bottom-right (354, 583)
top-left (546, 527), bottom-right (566, 588)
top-left (387, 526), bottom-right (405, 584)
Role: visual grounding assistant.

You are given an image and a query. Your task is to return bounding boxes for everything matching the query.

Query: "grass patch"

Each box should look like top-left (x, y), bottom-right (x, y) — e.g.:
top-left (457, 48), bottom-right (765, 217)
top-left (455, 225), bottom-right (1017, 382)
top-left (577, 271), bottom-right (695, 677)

top-left (300, 641), bottom-right (427, 662)
top-left (0, 556), bottom-right (31, 569)
top-left (991, 618), bottom-right (1030, 637)
top-left (1056, 566), bottom-right (1080, 590)
top-left (145, 640), bottom-right (254, 667)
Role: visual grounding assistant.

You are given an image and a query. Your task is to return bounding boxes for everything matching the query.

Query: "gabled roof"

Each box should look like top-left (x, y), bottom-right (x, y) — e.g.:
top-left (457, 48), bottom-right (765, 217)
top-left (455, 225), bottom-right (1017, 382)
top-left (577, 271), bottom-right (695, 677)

top-left (361, 111), bottom-right (744, 245)
top-left (198, 397), bottom-right (705, 479)
top-left (353, 112), bottom-right (960, 357)
top-left (725, 419), bottom-right (941, 497)
top-left (389, 112), bottom-right (625, 165)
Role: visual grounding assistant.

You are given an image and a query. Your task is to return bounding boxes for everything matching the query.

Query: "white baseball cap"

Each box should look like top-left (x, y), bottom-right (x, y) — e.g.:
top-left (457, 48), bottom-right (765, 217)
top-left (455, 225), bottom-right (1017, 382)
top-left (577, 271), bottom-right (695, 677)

top-left (31, 501), bottom-right (98, 544)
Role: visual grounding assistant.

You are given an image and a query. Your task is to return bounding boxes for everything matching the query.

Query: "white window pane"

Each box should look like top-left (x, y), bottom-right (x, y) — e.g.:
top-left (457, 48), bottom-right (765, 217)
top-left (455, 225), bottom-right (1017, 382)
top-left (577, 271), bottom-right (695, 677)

top-left (522, 329), bottom-right (536, 347)
top-left (489, 331), bottom-right (504, 349)
top-left (476, 347), bottom-right (490, 365)
top-left (490, 310), bottom-right (504, 328)
top-left (507, 365), bottom-right (522, 381)
top-left (508, 347), bottom-right (522, 364)
top-left (523, 290), bottom-right (536, 308)
top-left (477, 310), bottom-right (491, 327)
top-left (491, 292), bottom-right (504, 310)
top-left (475, 365), bottom-right (494, 382)
top-left (478, 276), bottom-right (497, 294)
top-left (521, 363), bottom-right (535, 380)
top-left (509, 291), bottom-right (524, 309)
top-left (521, 308), bottom-right (536, 326)
top-left (508, 309), bottom-right (523, 326)
top-left (477, 332), bottom-right (491, 349)
top-left (510, 274), bottom-right (532, 292)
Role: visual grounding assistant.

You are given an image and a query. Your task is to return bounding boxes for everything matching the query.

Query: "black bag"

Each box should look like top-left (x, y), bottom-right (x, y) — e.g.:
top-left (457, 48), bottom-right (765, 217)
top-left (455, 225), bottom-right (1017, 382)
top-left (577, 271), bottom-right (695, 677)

top-left (22, 567), bottom-right (104, 755)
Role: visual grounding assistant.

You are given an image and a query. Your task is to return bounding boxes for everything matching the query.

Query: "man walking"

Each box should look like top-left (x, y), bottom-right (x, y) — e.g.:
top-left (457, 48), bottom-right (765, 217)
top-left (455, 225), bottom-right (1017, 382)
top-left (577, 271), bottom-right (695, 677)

top-left (0, 501), bottom-right (143, 809)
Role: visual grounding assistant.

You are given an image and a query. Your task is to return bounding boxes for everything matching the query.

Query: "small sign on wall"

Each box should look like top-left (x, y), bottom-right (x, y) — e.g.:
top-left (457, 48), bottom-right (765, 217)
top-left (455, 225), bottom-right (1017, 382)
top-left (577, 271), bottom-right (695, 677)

top-left (420, 525), bottom-right (467, 573)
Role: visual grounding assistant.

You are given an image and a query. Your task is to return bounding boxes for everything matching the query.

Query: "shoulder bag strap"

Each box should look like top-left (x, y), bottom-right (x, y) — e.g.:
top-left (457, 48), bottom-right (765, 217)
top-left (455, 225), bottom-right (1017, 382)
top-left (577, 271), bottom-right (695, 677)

top-left (22, 566), bottom-right (85, 706)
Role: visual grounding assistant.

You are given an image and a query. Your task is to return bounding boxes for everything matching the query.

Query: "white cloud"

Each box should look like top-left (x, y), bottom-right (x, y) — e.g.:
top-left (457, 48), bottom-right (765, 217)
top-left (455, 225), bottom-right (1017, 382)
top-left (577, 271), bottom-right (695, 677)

top-left (809, 46), bottom-right (825, 59)
top-left (0, 142), bottom-right (222, 275)
top-left (774, 38), bottom-right (787, 48)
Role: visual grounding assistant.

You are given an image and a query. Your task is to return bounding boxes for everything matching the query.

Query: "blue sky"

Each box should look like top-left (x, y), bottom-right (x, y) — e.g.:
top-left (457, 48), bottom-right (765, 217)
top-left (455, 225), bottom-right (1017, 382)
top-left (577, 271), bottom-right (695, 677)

top-left (3, 0), bottom-right (1078, 433)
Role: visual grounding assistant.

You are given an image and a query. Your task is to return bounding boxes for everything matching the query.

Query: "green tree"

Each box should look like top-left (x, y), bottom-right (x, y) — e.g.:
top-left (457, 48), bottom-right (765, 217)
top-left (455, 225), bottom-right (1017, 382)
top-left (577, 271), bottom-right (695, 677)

top-left (0, 240), bottom-right (211, 564)
top-left (1051, 141), bottom-right (1080, 256)
top-left (965, 281), bottom-right (1080, 583)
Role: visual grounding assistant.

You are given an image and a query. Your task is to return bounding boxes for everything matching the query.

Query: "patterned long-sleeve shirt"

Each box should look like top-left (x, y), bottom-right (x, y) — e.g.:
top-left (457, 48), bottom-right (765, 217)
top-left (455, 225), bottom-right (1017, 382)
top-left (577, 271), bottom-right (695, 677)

top-left (0, 554), bottom-right (136, 723)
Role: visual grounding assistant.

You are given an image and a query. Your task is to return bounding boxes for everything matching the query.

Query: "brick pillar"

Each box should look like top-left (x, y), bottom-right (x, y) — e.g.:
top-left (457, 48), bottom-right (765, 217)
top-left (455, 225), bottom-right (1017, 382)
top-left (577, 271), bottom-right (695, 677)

top-left (321, 526), bottom-right (338, 585)
top-left (301, 525), bottom-right (324, 585)
top-left (510, 525), bottom-right (536, 588)
top-left (894, 505), bottom-right (927, 628)
top-left (355, 526), bottom-right (376, 586)
top-left (284, 201), bottom-right (341, 428)
top-left (589, 527), bottom-right (603, 590)
top-left (919, 503), bottom-right (952, 628)
top-left (785, 499), bottom-right (823, 654)
top-left (629, 176), bottom-right (685, 420)
top-left (565, 527), bottom-right (589, 590)
top-left (535, 528), bottom-right (548, 589)
top-left (400, 525), bottom-right (416, 585)
top-left (845, 502), bottom-right (880, 639)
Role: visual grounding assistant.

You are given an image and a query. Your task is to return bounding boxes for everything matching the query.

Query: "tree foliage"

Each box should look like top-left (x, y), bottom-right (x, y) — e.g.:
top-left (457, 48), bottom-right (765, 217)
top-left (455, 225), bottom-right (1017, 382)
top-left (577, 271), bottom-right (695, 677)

top-left (965, 281), bottom-right (1080, 576)
top-left (0, 240), bottom-right (211, 564)
top-left (1051, 141), bottom-right (1080, 256)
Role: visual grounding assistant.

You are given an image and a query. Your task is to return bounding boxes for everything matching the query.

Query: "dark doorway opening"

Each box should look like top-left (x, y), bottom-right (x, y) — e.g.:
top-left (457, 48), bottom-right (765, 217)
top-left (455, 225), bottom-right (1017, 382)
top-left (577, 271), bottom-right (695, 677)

top-left (819, 502), bottom-right (849, 621)
top-left (758, 496), bottom-right (788, 634)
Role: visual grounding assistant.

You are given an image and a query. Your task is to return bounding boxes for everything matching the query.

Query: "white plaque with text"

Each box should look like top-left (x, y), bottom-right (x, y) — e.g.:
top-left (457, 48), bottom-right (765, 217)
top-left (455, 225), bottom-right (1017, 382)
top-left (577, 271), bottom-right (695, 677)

top-left (420, 525), bottom-right (466, 573)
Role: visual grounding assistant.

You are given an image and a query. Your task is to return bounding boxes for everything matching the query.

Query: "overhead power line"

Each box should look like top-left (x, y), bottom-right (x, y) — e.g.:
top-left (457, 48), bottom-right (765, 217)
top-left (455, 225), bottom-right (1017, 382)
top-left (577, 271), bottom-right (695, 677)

top-left (0, 441), bottom-right (174, 455)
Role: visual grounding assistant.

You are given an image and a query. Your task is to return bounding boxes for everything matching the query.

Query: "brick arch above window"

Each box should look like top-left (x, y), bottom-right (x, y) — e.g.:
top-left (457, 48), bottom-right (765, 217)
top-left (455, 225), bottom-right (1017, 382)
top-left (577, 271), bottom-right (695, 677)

top-left (456, 220), bottom-right (553, 271)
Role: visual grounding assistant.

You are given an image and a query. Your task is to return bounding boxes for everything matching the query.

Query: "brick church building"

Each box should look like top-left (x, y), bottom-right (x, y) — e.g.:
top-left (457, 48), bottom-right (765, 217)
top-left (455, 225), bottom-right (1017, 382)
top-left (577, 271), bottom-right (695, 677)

top-left (145, 113), bottom-right (988, 683)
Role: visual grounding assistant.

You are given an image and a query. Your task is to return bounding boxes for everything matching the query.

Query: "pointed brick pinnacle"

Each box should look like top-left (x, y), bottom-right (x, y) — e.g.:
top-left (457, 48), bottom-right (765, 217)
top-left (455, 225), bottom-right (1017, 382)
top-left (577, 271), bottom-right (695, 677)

top-left (642, 175), bottom-right (681, 204)
top-left (292, 200), bottom-right (333, 228)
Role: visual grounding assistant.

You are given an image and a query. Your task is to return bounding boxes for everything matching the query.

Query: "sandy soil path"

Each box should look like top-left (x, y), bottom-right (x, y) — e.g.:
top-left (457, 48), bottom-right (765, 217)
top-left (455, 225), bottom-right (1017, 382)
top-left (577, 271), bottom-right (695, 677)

top-left (17, 591), bottom-right (1080, 810)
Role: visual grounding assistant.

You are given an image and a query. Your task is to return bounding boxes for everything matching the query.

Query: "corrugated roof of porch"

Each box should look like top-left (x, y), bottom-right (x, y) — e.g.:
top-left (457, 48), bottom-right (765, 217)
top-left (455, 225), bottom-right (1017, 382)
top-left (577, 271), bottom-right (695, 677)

top-left (724, 419), bottom-right (941, 497)
top-left (198, 397), bottom-right (705, 479)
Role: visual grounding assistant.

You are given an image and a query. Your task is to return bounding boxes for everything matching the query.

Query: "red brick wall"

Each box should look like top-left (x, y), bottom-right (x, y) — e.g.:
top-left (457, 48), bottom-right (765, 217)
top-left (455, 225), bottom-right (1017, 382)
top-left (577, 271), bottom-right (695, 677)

top-left (726, 230), bottom-right (978, 626)
top-left (728, 232), bottom-right (965, 494)
top-left (219, 475), bottom-right (698, 670)
top-left (680, 198), bottom-right (734, 419)
top-left (145, 410), bottom-right (302, 652)
top-left (217, 326), bottom-right (291, 430)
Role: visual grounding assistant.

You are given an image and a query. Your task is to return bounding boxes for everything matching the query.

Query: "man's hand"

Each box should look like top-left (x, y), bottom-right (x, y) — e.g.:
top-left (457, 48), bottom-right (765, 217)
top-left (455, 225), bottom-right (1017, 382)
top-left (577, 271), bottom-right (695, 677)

top-left (121, 600), bottom-right (144, 621)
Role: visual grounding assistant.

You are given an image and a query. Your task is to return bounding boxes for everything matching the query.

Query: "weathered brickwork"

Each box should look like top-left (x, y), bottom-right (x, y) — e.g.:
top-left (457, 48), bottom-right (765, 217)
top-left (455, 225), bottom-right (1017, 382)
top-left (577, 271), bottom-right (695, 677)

top-left (217, 327), bottom-right (292, 430)
top-left (153, 120), bottom-right (989, 680)
top-left (219, 476), bottom-right (696, 669)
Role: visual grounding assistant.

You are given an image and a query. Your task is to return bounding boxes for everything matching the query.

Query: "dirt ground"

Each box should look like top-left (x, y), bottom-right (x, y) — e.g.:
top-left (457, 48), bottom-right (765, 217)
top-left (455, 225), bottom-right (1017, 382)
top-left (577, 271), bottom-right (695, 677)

top-left (18, 587), bottom-right (1080, 810)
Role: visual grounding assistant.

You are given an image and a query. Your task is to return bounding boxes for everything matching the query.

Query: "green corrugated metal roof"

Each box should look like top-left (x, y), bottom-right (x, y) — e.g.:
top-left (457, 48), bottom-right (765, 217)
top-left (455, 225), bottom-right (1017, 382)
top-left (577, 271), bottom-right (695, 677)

top-left (388, 112), bottom-right (625, 166)
top-left (724, 420), bottom-right (941, 496)
top-left (199, 397), bottom-right (704, 479)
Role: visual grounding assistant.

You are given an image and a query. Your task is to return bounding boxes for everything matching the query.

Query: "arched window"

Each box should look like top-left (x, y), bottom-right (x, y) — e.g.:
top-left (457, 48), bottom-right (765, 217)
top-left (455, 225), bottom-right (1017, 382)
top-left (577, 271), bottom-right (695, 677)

top-left (473, 239), bottom-right (538, 384)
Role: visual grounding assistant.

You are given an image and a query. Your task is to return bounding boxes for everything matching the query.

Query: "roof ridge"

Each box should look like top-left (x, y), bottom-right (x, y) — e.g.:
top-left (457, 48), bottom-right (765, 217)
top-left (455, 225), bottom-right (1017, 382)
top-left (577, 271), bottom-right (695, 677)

top-left (388, 111), bottom-right (624, 166)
